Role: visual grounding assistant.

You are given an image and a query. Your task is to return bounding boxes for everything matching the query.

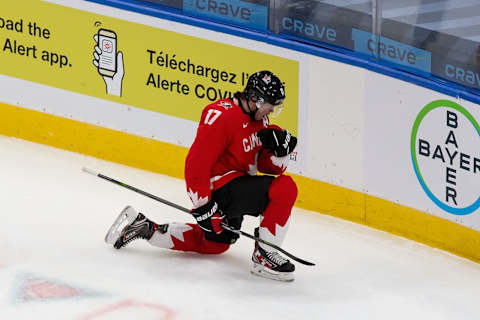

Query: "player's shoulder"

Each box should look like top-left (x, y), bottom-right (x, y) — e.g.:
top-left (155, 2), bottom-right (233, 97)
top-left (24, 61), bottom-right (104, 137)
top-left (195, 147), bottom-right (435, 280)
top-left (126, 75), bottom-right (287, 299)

top-left (205, 99), bottom-right (238, 112)
top-left (202, 99), bottom-right (242, 122)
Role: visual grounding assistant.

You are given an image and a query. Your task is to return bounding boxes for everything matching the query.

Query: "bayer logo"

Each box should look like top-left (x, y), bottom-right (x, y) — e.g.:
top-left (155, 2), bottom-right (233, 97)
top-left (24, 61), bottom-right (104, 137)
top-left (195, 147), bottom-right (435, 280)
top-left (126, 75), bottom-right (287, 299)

top-left (411, 100), bottom-right (480, 215)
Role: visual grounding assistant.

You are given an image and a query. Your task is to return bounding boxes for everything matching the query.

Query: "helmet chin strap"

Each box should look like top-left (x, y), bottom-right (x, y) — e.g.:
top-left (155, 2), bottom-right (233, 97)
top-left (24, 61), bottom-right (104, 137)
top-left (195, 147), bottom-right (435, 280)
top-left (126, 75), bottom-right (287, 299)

top-left (249, 106), bottom-right (259, 120)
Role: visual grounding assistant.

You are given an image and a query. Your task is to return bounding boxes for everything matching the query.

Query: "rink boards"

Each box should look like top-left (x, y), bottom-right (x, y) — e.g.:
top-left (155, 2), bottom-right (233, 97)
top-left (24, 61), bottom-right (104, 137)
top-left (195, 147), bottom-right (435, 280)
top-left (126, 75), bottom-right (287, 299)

top-left (1, 0), bottom-right (480, 262)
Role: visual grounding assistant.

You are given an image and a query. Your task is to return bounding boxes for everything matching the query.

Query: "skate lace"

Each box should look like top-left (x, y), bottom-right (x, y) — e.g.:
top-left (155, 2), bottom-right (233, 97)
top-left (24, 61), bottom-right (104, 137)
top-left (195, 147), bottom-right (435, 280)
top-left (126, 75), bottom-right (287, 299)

top-left (117, 220), bottom-right (149, 248)
top-left (118, 234), bottom-right (143, 248)
top-left (265, 251), bottom-right (288, 265)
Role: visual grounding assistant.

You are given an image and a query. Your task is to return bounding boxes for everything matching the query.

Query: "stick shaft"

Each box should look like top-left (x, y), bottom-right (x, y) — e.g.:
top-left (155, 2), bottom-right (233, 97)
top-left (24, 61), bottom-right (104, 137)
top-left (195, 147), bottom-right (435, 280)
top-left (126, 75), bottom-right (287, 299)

top-left (83, 167), bottom-right (189, 213)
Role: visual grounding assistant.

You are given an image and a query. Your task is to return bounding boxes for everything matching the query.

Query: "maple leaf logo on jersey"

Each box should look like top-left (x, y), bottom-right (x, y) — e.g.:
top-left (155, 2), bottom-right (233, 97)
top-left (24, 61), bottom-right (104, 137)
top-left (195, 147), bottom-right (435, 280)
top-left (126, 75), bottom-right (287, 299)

top-left (219, 101), bottom-right (232, 109)
top-left (187, 188), bottom-right (209, 208)
top-left (262, 74), bottom-right (272, 84)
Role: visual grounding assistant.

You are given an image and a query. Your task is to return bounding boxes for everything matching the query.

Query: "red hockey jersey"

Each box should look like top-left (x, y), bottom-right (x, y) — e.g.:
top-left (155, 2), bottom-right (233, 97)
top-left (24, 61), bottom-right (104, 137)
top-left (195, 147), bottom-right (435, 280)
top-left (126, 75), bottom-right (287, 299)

top-left (185, 99), bottom-right (289, 208)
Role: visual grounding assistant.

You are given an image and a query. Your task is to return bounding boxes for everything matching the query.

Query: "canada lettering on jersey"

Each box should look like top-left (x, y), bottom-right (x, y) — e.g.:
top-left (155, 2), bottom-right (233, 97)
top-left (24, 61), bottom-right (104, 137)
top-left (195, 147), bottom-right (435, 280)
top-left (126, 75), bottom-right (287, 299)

top-left (243, 132), bottom-right (262, 152)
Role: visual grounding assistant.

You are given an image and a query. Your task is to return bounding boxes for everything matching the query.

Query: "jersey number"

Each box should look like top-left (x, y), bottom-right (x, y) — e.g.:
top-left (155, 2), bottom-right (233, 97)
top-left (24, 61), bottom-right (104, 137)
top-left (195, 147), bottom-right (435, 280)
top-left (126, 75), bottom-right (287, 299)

top-left (204, 109), bottom-right (222, 125)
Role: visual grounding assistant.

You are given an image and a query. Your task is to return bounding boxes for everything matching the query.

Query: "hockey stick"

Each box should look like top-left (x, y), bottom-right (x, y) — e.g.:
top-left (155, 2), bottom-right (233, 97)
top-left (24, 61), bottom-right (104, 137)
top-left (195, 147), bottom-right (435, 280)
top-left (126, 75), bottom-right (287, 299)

top-left (82, 167), bottom-right (315, 266)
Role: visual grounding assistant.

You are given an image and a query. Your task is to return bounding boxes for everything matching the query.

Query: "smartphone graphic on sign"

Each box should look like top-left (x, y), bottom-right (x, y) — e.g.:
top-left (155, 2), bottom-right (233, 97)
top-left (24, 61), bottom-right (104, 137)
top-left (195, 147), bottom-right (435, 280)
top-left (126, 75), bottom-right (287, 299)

top-left (98, 29), bottom-right (117, 77)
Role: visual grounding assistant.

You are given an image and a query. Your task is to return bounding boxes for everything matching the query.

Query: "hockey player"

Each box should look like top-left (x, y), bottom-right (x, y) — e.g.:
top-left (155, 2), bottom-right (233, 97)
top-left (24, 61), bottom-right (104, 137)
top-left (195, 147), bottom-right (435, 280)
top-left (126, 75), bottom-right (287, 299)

top-left (106, 71), bottom-right (298, 282)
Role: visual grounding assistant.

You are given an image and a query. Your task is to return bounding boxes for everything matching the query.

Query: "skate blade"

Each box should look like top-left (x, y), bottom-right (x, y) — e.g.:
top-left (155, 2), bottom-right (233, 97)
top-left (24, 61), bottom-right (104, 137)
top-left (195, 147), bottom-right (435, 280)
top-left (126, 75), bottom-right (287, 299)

top-left (250, 263), bottom-right (294, 282)
top-left (104, 206), bottom-right (139, 244)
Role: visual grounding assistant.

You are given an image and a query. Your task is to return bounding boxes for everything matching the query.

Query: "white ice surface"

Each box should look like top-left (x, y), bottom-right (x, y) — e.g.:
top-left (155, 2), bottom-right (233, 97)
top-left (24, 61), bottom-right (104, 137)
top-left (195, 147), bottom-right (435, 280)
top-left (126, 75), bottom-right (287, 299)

top-left (1, 135), bottom-right (480, 319)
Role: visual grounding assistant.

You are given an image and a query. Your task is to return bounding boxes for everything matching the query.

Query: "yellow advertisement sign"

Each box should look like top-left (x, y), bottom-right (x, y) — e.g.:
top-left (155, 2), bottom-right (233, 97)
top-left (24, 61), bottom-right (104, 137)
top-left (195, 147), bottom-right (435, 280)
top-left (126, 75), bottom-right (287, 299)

top-left (0, 1), bottom-right (299, 133)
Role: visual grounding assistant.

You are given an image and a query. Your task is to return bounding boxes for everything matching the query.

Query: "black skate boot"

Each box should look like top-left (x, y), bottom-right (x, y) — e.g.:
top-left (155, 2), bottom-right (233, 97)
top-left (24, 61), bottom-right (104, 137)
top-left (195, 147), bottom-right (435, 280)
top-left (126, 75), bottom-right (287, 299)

top-left (251, 227), bottom-right (295, 282)
top-left (104, 206), bottom-right (168, 249)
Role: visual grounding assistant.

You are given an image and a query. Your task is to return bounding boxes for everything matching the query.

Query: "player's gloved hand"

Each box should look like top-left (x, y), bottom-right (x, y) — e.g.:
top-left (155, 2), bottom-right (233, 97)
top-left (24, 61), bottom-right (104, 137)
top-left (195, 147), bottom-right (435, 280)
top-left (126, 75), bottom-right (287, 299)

top-left (191, 200), bottom-right (224, 234)
top-left (205, 217), bottom-right (240, 244)
top-left (257, 128), bottom-right (297, 157)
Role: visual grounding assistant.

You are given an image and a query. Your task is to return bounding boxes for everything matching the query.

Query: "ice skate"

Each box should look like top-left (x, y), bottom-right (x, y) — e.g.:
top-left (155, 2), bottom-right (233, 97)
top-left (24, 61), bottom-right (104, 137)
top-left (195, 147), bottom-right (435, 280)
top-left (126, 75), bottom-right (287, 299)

top-left (105, 205), bottom-right (167, 249)
top-left (250, 229), bottom-right (295, 282)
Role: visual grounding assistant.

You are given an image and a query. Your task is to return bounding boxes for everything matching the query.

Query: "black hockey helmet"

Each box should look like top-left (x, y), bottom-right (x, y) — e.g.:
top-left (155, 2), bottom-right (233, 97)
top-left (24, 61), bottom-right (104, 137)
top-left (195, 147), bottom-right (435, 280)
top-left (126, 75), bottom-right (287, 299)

top-left (244, 71), bottom-right (285, 106)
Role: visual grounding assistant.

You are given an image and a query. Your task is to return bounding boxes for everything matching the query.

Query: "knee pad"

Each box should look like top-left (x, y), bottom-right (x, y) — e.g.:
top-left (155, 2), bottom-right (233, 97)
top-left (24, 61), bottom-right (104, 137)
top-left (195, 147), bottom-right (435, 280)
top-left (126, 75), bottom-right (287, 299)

top-left (268, 175), bottom-right (298, 207)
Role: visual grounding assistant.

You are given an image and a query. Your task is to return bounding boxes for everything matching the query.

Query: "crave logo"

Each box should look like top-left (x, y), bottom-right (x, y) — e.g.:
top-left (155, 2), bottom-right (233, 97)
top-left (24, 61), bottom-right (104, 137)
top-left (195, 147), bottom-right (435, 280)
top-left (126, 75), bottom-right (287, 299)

top-left (411, 100), bottom-right (480, 215)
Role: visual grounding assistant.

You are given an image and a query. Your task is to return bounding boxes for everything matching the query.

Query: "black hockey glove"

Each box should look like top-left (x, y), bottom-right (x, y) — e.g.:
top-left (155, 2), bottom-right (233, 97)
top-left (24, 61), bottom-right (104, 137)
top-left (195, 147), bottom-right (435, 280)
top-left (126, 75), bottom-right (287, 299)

top-left (204, 216), bottom-right (240, 244)
top-left (191, 200), bottom-right (225, 234)
top-left (257, 128), bottom-right (297, 157)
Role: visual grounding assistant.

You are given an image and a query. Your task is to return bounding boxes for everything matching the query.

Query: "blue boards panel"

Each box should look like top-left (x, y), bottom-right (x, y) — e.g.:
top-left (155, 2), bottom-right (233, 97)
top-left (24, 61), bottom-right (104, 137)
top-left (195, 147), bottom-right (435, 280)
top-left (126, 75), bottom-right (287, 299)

top-left (271, 0), bottom-right (371, 51)
top-left (352, 28), bottom-right (432, 75)
top-left (183, 0), bottom-right (268, 31)
top-left (141, 0), bottom-right (183, 9)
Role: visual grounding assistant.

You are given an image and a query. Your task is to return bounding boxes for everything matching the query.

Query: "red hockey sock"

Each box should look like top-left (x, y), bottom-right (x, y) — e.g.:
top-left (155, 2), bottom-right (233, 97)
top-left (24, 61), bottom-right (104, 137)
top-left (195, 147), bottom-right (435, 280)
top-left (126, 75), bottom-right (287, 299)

top-left (149, 222), bottom-right (230, 254)
top-left (259, 175), bottom-right (298, 246)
